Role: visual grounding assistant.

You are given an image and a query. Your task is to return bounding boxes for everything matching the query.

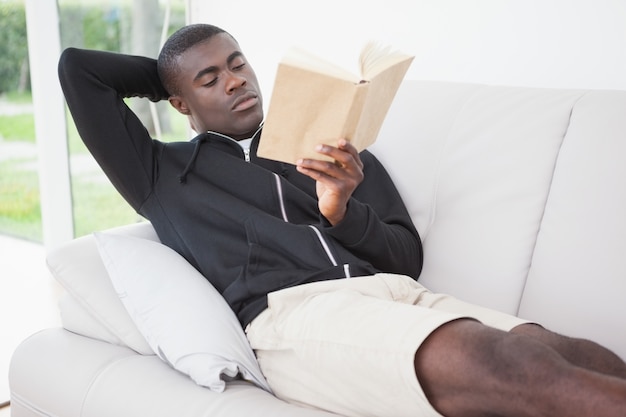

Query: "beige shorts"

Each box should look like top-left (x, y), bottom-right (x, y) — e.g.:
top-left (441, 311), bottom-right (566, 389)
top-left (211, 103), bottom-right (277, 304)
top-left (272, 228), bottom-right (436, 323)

top-left (245, 273), bottom-right (530, 417)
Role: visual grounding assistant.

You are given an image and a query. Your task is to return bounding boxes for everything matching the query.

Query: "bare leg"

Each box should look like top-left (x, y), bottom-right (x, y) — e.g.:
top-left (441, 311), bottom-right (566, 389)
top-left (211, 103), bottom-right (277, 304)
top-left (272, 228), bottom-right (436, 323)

top-left (511, 323), bottom-right (626, 379)
top-left (414, 319), bottom-right (626, 417)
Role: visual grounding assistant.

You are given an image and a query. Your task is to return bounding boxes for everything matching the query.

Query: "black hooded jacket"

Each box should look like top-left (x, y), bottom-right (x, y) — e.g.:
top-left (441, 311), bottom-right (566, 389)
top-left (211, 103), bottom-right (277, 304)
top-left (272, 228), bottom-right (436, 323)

top-left (58, 47), bottom-right (423, 327)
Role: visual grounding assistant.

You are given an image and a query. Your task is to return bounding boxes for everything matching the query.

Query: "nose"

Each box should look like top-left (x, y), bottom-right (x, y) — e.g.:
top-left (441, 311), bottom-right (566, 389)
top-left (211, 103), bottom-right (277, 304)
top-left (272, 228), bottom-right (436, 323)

top-left (226, 72), bottom-right (247, 94)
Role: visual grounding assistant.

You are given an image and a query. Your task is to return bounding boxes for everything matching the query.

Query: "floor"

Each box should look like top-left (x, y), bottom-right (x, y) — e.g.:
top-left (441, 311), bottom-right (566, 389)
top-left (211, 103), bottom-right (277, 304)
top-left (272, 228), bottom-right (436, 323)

top-left (0, 234), bottom-right (62, 413)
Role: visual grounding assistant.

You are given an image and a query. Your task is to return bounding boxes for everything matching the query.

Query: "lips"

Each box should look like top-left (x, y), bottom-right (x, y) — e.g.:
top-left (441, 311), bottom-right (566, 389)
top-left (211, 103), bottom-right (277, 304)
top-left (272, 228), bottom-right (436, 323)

top-left (232, 91), bottom-right (259, 111)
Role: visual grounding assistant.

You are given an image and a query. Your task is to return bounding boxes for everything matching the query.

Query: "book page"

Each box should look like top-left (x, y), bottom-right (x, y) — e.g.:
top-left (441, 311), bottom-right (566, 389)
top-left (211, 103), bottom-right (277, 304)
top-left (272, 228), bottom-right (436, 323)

top-left (359, 42), bottom-right (414, 80)
top-left (281, 47), bottom-right (360, 83)
top-left (352, 56), bottom-right (414, 150)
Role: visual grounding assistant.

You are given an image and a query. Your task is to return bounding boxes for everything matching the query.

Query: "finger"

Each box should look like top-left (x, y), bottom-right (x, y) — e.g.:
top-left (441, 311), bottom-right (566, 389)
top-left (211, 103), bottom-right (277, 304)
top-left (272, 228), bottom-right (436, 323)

top-left (297, 157), bottom-right (345, 179)
top-left (296, 165), bottom-right (344, 192)
top-left (335, 139), bottom-right (364, 170)
top-left (337, 138), bottom-right (359, 158)
top-left (316, 142), bottom-right (363, 171)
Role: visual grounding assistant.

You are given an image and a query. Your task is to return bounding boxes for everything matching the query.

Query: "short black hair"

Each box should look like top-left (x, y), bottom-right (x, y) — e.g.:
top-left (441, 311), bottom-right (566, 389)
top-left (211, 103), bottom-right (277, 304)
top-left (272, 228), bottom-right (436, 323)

top-left (157, 24), bottom-right (233, 95)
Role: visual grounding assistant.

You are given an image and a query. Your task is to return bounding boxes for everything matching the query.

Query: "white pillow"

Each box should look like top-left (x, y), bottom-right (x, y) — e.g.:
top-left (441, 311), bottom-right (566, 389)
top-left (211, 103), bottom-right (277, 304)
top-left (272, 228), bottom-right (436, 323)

top-left (47, 223), bottom-right (157, 355)
top-left (94, 232), bottom-right (272, 393)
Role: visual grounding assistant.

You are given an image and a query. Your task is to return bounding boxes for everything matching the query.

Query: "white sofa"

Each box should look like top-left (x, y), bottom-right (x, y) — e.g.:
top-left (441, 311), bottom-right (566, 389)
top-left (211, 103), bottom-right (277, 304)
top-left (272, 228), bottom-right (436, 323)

top-left (9, 80), bottom-right (626, 417)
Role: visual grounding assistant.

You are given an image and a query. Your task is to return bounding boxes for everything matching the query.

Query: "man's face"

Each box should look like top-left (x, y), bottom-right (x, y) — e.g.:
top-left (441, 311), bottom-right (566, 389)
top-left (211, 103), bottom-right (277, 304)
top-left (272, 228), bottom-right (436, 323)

top-left (169, 33), bottom-right (264, 139)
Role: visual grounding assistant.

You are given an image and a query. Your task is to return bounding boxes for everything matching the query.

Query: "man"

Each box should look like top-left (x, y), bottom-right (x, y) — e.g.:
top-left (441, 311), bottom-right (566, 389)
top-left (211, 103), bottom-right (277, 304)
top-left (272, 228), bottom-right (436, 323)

top-left (58, 23), bottom-right (626, 417)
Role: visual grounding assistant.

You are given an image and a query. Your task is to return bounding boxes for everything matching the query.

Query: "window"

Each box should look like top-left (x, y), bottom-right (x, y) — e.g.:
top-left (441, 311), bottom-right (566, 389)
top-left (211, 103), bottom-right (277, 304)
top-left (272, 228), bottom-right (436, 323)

top-left (0, 0), bottom-right (187, 244)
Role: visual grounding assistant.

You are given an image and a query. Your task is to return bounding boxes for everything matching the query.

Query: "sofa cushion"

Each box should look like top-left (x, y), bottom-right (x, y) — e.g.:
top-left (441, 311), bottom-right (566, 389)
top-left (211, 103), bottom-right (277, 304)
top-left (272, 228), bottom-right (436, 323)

top-left (10, 328), bottom-right (338, 417)
top-left (518, 90), bottom-right (626, 360)
top-left (94, 231), bottom-right (271, 393)
top-left (47, 222), bottom-right (157, 355)
top-left (58, 290), bottom-right (127, 347)
top-left (373, 81), bottom-right (585, 315)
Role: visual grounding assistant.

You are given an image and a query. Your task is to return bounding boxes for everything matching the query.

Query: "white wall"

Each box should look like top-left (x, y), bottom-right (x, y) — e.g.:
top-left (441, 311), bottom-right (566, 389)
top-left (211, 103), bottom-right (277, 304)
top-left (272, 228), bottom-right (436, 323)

top-left (189, 0), bottom-right (626, 103)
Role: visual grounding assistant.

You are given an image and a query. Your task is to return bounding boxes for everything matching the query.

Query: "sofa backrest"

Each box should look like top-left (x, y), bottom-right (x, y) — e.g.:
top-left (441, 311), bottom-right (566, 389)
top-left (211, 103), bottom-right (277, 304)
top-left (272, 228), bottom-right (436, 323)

top-left (371, 80), bottom-right (626, 359)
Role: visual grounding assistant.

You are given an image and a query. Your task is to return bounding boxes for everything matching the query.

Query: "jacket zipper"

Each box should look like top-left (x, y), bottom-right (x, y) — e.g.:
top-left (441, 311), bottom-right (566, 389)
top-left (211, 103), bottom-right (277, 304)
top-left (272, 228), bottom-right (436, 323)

top-left (308, 225), bottom-right (338, 266)
top-left (206, 127), bottom-right (261, 163)
top-left (272, 172), bottom-right (350, 278)
top-left (308, 225), bottom-right (352, 278)
top-left (273, 173), bottom-right (289, 222)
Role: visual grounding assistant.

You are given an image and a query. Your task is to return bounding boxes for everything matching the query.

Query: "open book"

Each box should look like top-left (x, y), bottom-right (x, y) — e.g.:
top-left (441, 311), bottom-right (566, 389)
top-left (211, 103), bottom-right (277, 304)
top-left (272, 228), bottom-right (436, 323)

top-left (257, 42), bottom-right (414, 164)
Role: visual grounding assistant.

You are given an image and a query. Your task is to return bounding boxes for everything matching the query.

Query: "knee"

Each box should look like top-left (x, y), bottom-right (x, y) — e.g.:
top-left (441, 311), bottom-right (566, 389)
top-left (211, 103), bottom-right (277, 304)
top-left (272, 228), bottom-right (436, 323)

top-left (511, 323), bottom-right (626, 378)
top-left (486, 330), bottom-right (569, 385)
top-left (414, 321), bottom-right (551, 415)
top-left (415, 320), bottom-right (579, 416)
top-left (419, 320), bottom-right (571, 390)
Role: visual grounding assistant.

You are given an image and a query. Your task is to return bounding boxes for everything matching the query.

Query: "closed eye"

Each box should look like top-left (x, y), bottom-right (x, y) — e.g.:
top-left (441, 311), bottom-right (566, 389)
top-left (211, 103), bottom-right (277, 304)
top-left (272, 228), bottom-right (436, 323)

top-left (202, 77), bottom-right (218, 87)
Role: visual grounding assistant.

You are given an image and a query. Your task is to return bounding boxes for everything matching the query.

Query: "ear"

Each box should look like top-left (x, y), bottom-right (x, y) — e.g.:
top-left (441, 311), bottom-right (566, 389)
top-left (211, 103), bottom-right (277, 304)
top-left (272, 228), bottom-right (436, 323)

top-left (169, 96), bottom-right (191, 115)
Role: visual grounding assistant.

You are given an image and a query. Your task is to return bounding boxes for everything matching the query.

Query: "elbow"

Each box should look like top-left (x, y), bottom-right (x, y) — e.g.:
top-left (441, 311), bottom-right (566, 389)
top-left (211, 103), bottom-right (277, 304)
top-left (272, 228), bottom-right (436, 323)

top-left (414, 236), bottom-right (424, 279)
top-left (406, 236), bottom-right (424, 280)
top-left (58, 47), bottom-right (78, 71)
top-left (58, 47), bottom-right (80, 85)
top-left (413, 250), bottom-right (423, 280)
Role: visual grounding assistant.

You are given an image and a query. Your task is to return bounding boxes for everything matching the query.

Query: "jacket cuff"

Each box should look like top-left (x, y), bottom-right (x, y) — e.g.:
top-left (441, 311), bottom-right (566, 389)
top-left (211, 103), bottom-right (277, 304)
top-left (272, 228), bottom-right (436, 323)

top-left (321, 199), bottom-right (371, 247)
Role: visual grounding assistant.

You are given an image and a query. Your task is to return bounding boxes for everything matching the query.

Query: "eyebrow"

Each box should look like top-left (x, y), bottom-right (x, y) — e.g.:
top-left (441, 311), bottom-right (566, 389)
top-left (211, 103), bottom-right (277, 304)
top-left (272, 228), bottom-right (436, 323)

top-left (193, 51), bottom-right (244, 82)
